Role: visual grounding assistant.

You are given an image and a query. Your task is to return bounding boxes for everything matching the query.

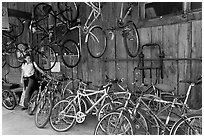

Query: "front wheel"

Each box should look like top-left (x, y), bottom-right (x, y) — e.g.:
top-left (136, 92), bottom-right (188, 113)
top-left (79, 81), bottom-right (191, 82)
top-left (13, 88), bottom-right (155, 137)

top-left (28, 90), bottom-right (38, 115)
top-left (86, 26), bottom-right (107, 58)
top-left (35, 96), bottom-right (52, 128)
top-left (170, 114), bottom-right (202, 135)
top-left (61, 39), bottom-right (81, 68)
top-left (2, 90), bottom-right (16, 110)
top-left (94, 111), bottom-right (135, 135)
top-left (7, 47), bottom-right (24, 68)
top-left (123, 21), bottom-right (140, 58)
top-left (34, 44), bottom-right (57, 71)
top-left (49, 99), bottom-right (77, 132)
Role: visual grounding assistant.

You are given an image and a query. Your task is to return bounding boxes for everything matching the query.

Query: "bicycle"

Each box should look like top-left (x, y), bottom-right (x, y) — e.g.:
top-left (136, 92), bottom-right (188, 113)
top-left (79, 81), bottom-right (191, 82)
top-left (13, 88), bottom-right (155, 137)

top-left (2, 16), bottom-right (25, 38)
top-left (95, 76), bottom-right (202, 135)
top-left (49, 76), bottom-right (128, 132)
top-left (27, 74), bottom-right (68, 128)
top-left (31, 2), bottom-right (107, 68)
top-left (107, 2), bottom-right (140, 57)
top-left (2, 72), bottom-right (22, 110)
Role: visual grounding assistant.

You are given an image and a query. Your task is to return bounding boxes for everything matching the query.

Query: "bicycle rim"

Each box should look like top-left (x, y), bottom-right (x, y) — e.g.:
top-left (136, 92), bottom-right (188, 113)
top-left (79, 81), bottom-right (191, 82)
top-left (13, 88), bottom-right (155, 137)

top-left (123, 21), bottom-right (140, 57)
top-left (171, 115), bottom-right (202, 135)
top-left (35, 96), bottom-right (52, 128)
top-left (2, 90), bottom-right (16, 110)
top-left (33, 3), bottom-right (50, 34)
top-left (34, 3), bottom-right (51, 19)
top-left (34, 44), bottom-right (57, 71)
top-left (57, 2), bottom-right (79, 23)
top-left (8, 17), bottom-right (24, 37)
top-left (87, 26), bottom-right (107, 58)
top-left (7, 47), bottom-right (24, 68)
top-left (61, 39), bottom-right (81, 68)
top-left (94, 111), bottom-right (135, 135)
top-left (28, 90), bottom-right (38, 115)
top-left (49, 100), bottom-right (76, 132)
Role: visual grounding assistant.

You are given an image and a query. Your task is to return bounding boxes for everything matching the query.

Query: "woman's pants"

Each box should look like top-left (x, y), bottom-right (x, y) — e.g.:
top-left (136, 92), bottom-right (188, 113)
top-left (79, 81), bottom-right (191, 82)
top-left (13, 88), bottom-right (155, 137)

top-left (23, 75), bottom-right (37, 108)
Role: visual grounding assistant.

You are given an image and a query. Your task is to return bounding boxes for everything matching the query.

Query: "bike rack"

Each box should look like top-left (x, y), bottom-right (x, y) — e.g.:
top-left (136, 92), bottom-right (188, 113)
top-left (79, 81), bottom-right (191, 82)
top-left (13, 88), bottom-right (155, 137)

top-left (134, 43), bottom-right (165, 83)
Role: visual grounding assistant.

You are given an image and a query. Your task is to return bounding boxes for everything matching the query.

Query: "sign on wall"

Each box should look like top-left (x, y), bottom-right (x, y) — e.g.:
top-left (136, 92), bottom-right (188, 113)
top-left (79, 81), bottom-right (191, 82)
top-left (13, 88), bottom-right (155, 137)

top-left (2, 7), bottom-right (9, 30)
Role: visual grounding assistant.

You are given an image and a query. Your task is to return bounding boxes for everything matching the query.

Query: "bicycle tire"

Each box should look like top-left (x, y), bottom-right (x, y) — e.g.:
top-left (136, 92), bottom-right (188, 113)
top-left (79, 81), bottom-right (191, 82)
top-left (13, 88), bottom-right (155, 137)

top-left (2, 54), bottom-right (7, 68)
top-left (61, 39), bottom-right (81, 68)
top-left (57, 2), bottom-right (79, 23)
top-left (33, 44), bottom-right (57, 71)
top-left (123, 21), bottom-right (140, 57)
top-left (86, 25), bottom-right (107, 58)
top-left (2, 90), bottom-right (16, 110)
top-left (35, 96), bottom-right (52, 128)
top-left (34, 3), bottom-right (52, 20)
top-left (7, 17), bottom-right (24, 38)
top-left (94, 110), bottom-right (135, 135)
top-left (28, 90), bottom-right (38, 115)
top-left (170, 114), bottom-right (202, 135)
top-left (7, 46), bottom-right (24, 68)
top-left (49, 99), bottom-right (77, 132)
top-left (134, 107), bottom-right (159, 135)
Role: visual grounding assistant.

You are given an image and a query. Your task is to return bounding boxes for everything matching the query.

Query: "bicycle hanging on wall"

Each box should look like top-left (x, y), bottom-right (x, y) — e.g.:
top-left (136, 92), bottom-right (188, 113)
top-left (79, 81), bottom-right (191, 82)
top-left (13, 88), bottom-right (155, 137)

top-left (107, 2), bottom-right (140, 57)
top-left (31, 2), bottom-right (107, 68)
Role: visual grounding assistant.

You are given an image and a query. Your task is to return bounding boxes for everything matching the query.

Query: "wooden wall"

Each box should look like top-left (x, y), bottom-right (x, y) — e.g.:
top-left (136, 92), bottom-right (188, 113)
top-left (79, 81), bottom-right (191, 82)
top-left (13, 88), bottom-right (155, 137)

top-left (2, 2), bottom-right (202, 109)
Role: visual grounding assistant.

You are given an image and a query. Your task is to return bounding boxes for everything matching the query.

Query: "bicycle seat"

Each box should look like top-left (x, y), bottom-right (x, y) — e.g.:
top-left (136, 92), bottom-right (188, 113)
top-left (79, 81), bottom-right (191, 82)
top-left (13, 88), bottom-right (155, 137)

top-left (155, 84), bottom-right (175, 92)
top-left (3, 83), bottom-right (21, 90)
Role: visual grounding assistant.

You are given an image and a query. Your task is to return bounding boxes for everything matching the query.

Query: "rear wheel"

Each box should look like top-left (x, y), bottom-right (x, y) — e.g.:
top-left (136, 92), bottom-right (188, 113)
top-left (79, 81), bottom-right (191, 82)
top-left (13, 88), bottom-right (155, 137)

top-left (170, 114), bottom-right (202, 135)
top-left (57, 2), bottom-right (79, 23)
top-left (123, 21), bottom-right (140, 58)
top-left (35, 96), bottom-right (52, 128)
top-left (86, 26), bottom-right (107, 58)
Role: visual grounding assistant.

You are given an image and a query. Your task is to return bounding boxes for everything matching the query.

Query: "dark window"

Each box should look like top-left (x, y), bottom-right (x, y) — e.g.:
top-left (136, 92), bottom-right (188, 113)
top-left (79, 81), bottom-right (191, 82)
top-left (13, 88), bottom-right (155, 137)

top-left (145, 2), bottom-right (183, 19)
top-left (191, 2), bottom-right (202, 11)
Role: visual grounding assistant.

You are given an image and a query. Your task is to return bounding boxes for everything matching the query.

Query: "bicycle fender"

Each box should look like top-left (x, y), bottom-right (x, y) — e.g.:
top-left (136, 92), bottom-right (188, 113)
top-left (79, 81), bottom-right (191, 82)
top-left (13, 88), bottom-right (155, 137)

top-left (85, 25), bottom-right (101, 43)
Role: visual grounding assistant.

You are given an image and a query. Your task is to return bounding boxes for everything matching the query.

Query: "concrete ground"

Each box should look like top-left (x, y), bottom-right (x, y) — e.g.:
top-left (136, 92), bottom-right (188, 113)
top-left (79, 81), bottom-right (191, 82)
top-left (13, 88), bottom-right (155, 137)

top-left (2, 105), bottom-right (98, 135)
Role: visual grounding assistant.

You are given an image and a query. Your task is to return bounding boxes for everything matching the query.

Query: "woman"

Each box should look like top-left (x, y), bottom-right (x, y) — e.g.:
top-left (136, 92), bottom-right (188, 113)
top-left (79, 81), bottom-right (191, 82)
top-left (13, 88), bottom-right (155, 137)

top-left (20, 54), bottom-right (45, 110)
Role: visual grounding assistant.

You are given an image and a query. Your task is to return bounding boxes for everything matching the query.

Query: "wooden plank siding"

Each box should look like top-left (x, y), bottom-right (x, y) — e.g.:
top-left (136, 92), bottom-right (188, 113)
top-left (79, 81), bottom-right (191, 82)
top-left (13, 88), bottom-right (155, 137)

top-left (2, 2), bottom-right (202, 108)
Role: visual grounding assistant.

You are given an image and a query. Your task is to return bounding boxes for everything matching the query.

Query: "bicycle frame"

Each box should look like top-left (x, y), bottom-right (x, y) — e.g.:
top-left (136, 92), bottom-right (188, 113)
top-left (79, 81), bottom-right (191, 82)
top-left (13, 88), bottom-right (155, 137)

top-left (69, 82), bottom-right (112, 115)
top-left (83, 2), bottom-right (101, 32)
top-left (119, 3), bottom-right (135, 25)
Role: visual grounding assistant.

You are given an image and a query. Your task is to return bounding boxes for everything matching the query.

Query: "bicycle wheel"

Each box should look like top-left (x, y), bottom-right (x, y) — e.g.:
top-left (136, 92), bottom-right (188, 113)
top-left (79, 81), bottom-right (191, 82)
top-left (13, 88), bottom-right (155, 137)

top-left (170, 114), bottom-right (202, 135)
top-left (123, 21), bottom-right (140, 57)
top-left (61, 39), bottom-right (81, 68)
top-left (49, 99), bottom-right (77, 132)
top-left (2, 53), bottom-right (7, 68)
top-left (94, 111), bottom-right (135, 135)
top-left (7, 46), bottom-right (24, 68)
top-left (33, 44), bottom-right (57, 71)
top-left (8, 17), bottom-right (24, 37)
top-left (57, 2), bottom-right (79, 23)
top-left (35, 96), bottom-right (52, 128)
top-left (2, 90), bottom-right (16, 110)
top-left (34, 3), bottom-right (52, 19)
top-left (86, 25), bottom-right (107, 58)
top-left (28, 90), bottom-right (38, 115)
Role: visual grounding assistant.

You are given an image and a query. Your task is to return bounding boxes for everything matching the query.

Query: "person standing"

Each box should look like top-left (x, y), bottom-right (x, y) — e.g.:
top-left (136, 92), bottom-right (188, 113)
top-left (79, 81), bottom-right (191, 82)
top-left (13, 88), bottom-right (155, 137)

top-left (20, 54), bottom-right (45, 110)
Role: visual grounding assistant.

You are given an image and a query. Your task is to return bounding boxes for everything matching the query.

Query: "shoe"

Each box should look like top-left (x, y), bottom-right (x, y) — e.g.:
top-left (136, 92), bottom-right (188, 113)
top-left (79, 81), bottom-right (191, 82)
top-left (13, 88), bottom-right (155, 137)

top-left (21, 107), bottom-right (28, 110)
